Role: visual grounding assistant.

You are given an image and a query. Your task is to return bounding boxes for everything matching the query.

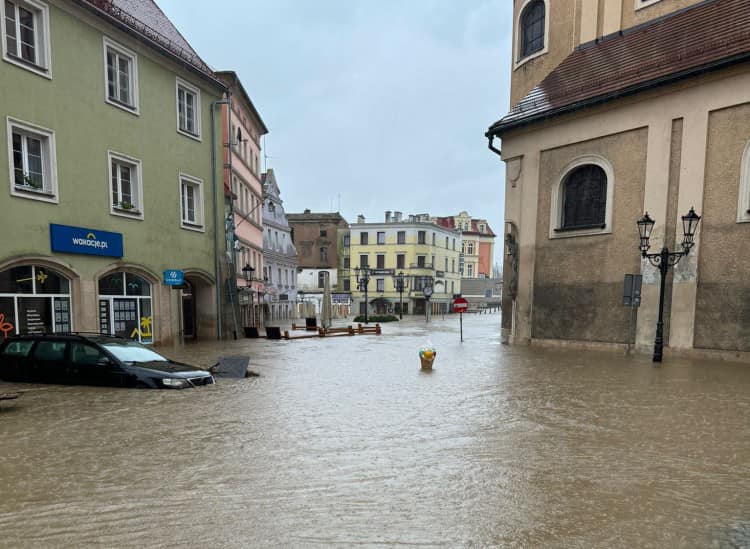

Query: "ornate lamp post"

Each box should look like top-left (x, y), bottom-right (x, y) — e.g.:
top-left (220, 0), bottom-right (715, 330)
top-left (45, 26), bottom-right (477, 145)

top-left (637, 207), bottom-right (701, 363)
top-left (354, 266), bottom-right (371, 324)
top-left (391, 271), bottom-right (409, 319)
top-left (241, 264), bottom-right (255, 326)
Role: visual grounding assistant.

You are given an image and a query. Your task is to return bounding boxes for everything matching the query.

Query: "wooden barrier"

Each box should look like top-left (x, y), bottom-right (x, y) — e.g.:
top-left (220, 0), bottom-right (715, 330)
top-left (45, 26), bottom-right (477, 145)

top-left (291, 323), bottom-right (318, 332)
top-left (357, 323), bottom-right (382, 335)
top-left (280, 324), bottom-right (380, 340)
top-left (319, 326), bottom-right (355, 337)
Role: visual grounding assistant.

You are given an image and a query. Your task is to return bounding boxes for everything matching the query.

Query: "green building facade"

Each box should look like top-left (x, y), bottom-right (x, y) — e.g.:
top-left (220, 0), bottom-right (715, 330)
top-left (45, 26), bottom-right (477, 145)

top-left (0, 0), bottom-right (227, 344)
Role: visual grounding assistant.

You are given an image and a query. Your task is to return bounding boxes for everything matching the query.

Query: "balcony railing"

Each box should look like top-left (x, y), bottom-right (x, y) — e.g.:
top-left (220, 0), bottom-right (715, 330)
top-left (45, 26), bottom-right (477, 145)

top-left (409, 263), bottom-right (434, 270)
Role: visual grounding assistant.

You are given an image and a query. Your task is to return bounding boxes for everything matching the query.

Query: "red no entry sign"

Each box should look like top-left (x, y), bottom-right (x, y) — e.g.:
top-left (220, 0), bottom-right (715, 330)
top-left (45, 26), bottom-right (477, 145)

top-left (453, 297), bottom-right (468, 313)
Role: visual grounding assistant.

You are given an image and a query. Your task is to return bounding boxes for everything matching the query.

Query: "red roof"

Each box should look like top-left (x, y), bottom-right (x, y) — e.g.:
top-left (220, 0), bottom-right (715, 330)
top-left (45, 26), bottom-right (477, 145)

top-left (433, 217), bottom-right (496, 237)
top-left (487, 0), bottom-right (750, 135)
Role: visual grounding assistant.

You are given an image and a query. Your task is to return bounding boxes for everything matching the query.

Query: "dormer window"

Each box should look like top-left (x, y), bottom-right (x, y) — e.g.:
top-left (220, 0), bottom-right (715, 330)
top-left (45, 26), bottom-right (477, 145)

top-left (520, 0), bottom-right (545, 58)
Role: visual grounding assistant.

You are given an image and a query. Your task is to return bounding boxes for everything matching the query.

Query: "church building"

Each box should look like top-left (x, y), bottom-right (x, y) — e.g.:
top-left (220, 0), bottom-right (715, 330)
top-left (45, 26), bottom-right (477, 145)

top-left (487, 0), bottom-right (750, 357)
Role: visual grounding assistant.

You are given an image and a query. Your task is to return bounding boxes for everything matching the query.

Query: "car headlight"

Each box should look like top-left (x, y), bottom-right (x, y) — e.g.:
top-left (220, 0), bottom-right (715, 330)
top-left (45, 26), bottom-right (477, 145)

top-left (162, 378), bottom-right (188, 388)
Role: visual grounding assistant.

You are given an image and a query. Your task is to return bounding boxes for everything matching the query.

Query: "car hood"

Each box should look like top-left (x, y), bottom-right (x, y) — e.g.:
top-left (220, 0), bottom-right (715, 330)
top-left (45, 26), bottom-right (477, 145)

top-left (127, 360), bottom-right (210, 377)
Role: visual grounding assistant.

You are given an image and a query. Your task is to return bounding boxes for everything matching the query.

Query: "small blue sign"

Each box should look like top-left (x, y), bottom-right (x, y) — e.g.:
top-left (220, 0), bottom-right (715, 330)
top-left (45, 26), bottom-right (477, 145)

top-left (163, 270), bottom-right (184, 286)
top-left (50, 224), bottom-right (123, 258)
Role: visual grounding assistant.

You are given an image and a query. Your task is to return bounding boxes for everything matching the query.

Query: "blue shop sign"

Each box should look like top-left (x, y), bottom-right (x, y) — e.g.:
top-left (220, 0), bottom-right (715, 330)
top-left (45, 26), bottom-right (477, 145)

top-left (50, 224), bottom-right (123, 258)
top-left (163, 270), bottom-right (184, 286)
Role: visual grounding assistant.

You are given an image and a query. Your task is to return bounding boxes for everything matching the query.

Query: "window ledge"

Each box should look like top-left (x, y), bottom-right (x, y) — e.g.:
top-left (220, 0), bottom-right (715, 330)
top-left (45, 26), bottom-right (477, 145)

top-left (111, 207), bottom-right (143, 220)
top-left (181, 222), bottom-right (205, 233)
top-left (105, 96), bottom-right (139, 116)
top-left (4, 54), bottom-right (51, 79)
top-left (15, 184), bottom-right (52, 195)
top-left (113, 205), bottom-right (141, 214)
top-left (554, 223), bottom-right (606, 232)
top-left (177, 127), bottom-right (202, 142)
top-left (11, 185), bottom-right (57, 203)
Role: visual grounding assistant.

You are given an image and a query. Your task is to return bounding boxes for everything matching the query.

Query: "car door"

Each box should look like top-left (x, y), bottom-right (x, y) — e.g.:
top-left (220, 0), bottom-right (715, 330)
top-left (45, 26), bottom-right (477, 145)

top-left (0, 340), bottom-right (35, 381)
top-left (69, 342), bottom-right (129, 386)
top-left (31, 339), bottom-right (70, 384)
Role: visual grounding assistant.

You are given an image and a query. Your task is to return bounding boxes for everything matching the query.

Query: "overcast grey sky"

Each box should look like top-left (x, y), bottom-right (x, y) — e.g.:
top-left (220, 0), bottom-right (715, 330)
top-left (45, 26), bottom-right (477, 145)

top-left (157, 0), bottom-right (511, 242)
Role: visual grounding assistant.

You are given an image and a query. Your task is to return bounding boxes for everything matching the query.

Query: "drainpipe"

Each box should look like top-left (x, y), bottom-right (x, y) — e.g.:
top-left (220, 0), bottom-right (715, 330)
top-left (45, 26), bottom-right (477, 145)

top-left (487, 134), bottom-right (502, 159)
top-left (211, 95), bottom-right (230, 340)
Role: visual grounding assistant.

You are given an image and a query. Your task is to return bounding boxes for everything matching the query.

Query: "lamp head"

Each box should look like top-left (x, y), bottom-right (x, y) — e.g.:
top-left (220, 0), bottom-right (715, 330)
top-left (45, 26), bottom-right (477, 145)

top-left (637, 212), bottom-right (655, 255)
top-left (681, 207), bottom-right (701, 252)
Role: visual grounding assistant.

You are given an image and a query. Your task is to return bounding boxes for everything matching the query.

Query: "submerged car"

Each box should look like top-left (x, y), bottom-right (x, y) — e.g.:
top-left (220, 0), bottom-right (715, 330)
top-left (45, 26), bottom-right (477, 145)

top-left (0, 333), bottom-right (214, 389)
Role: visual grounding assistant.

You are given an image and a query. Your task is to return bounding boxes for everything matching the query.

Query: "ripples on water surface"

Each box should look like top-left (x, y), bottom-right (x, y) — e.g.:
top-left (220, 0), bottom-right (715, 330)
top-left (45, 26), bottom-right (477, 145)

top-left (2, 313), bottom-right (750, 547)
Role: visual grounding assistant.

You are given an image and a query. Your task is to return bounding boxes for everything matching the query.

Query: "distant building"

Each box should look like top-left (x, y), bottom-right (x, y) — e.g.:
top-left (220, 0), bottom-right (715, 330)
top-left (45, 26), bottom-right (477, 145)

top-left (486, 0), bottom-right (750, 356)
top-left (432, 212), bottom-right (496, 278)
top-left (216, 71), bottom-right (268, 329)
top-left (286, 210), bottom-right (350, 318)
top-left (349, 212), bottom-right (462, 317)
top-left (261, 170), bottom-right (297, 321)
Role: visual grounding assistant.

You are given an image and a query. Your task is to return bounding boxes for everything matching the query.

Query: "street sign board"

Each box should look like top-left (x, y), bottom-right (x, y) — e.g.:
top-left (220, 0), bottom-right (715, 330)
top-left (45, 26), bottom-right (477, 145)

top-left (623, 274), bottom-right (643, 307)
top-left (453, 297), bottom-right (469, 313)
top-left (163, 270), bottom-right (184, 286)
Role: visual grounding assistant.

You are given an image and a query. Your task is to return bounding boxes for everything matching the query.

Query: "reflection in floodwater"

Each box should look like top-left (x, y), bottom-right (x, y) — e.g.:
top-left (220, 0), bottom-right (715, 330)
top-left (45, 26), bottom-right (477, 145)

top-left (2, 313), bottom-right (750, 547)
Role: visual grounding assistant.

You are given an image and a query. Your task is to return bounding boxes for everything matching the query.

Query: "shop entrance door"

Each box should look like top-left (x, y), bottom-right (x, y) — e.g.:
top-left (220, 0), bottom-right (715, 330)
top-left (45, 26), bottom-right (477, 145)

top-left (181, 281), bottom-right (195, 340)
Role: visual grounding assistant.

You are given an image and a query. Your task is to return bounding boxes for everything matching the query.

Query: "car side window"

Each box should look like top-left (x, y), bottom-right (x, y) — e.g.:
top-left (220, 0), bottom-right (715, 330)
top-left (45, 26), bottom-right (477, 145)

top-left (33, 341), bottom-right (67, 361)
top-left (2, 341), bottom-right (33, 357)
top-left (71, 343), bottom-right (106, 366)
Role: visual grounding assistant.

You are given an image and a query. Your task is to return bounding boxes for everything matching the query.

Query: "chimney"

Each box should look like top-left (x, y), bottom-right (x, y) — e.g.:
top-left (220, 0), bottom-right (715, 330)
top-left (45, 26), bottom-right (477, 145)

top-left (304, 208), bottom-right (311, 214)
top-left (385, 211), bottom-right (391, 223)
top-left (357, 214), bottom-right (365, 224)
top-left (409, 215), bottom-right (415, 223)
top-left (394, 211), bottom-right (402, 222)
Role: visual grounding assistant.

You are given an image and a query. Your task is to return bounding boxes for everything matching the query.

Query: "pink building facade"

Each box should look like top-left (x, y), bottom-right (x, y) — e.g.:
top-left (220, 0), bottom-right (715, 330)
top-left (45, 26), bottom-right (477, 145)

top-left (216, 71), bottom-right (268, 328)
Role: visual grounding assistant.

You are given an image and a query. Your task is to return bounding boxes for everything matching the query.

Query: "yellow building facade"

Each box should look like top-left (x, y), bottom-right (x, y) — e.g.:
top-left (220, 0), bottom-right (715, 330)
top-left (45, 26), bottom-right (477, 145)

top-left (349, 212), bottom-right (462, 317)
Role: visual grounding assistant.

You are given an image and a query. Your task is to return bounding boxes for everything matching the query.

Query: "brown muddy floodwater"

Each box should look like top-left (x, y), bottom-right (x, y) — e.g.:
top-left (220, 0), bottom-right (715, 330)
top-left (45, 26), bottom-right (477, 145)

top-left (2, 313), bottom-right (750, 548)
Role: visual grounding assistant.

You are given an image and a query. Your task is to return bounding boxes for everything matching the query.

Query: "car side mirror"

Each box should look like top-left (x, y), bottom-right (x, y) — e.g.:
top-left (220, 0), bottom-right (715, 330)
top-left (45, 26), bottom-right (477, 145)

top-left (96, 357), bottom-right (112, 366)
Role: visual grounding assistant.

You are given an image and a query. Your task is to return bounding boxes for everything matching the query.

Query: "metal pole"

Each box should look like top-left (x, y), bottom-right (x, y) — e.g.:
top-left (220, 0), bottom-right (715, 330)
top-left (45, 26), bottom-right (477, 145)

top-left (364, 278), bottom-right (368, 324)
top-left (653, 247), bottom-right (669, 363)
top-left (399, 283), bottom-right (403, 320)
top-left (460, 311), bottom-right (463, 342)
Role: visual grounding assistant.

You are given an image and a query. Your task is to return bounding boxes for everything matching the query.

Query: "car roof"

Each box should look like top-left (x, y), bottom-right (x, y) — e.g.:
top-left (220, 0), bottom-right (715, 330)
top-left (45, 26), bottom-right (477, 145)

top-left (3, 333), bottom-right (131, 344)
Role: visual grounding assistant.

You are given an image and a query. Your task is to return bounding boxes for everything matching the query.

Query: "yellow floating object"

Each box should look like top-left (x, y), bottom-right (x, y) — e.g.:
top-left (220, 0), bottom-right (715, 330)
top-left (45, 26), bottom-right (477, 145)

top-left (422, 350), bottom-right (434, 360)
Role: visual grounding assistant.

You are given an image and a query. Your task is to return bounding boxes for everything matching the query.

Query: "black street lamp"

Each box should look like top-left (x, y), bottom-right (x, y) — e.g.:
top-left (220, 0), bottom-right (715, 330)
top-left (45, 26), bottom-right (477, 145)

top-left (392, 271), bottom-right (409, 319)
top-left (242, 264), bottom-right (255, 326)
top-left (354, 266), bottom-right (371, 324)
top-left (637, 207), bottom-right (701, 363)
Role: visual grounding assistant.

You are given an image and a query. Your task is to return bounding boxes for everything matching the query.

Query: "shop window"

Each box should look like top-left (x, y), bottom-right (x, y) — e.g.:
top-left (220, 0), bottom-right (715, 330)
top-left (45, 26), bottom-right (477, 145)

top-left (98, 272), bottom-right (153, 343)
top-left (0, 264), bottom-right (71, 337)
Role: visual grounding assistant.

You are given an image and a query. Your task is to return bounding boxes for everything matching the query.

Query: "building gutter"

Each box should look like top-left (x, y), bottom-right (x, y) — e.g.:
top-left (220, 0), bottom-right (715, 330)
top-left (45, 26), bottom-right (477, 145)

top-left (486, 51), bottom-right (750, 138)
top-left (211, 97), bottom-right (230, 339)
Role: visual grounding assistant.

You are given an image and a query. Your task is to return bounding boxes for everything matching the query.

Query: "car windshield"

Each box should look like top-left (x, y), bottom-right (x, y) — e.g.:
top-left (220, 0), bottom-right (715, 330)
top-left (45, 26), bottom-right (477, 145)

top-left (101, 340), bottom-right (168, 363)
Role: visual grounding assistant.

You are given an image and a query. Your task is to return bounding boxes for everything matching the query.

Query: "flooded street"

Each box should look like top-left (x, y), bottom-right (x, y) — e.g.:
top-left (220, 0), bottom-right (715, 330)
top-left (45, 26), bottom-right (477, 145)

top-left (2, 313), bottom-right (750, 547)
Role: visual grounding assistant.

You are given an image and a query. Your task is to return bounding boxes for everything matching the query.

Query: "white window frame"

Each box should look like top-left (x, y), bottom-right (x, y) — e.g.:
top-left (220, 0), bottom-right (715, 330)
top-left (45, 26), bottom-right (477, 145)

top-left (513, 0), bottom-right (549, 70)
top-left (635, 0), bottom-right (662, 10)
top-left (0, 0), bottom-right (51, 78)
top-left (179, 173), bottom-right (205, 232)
top-left (108, 150), bottom-right (143, 219)
top-left (103, 36), bottom-right (139, 115)
top-left (549, 154), bottom-right (614, 239)
top-left (7, 116), bottom-right (57, 203)
top-left (736, 140), bottom-right (750, 223)
top-left (175, 76), bottom-right (201, 140)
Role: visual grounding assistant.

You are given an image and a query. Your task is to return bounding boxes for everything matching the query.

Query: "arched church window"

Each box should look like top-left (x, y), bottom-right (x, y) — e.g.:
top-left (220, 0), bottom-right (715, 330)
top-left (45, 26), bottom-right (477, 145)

top-left (561, 165), bottom-right (607, 230)
top-left (520, 0), bottom-right (545, 59)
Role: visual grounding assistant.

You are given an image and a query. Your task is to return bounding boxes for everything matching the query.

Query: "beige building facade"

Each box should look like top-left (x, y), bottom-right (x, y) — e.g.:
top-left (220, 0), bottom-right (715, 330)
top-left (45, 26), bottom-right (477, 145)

top-left (489, 0), bottom-right (750, 358)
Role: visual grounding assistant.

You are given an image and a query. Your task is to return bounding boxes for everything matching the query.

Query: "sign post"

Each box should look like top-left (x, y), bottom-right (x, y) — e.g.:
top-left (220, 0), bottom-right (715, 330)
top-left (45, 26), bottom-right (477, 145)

top-left (453, 297), bottom-right (468, 342)
top-left (623, 274), bottom-right (643, 353)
